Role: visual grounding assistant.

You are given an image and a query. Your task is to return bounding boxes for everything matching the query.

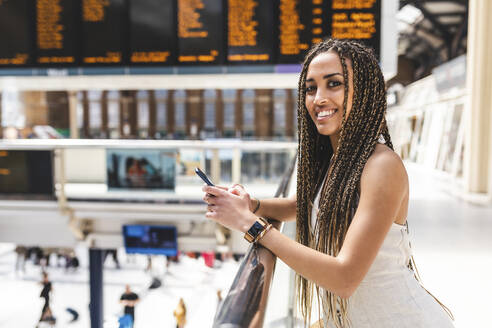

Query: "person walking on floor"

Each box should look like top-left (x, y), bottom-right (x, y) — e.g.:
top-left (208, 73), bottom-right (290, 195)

top-left (37, 271), bottom-right (55, 327)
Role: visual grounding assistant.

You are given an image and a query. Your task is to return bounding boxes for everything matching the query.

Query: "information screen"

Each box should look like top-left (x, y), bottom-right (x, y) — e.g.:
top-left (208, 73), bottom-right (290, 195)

top-left (123, 225), bottom-right (178, 256)
top-left (106, 149), bottom-right (176, 191)
top-left (278, 0), bottom-right (327, 64)
top-left (227, 0), bottom-right (275, 64)
top-left (129, 0), bottom-right (176, 65)
top-left (328, 0), bottom-right (381, 58)
top-left (0, 0), bottom-right (32, 67)
top-left (0, 150), bottom-right (54, 195)
top-left (35, 0), bottom-right (80, 65)
top-left (0, 0), bottom-right (381, 68)
top-left (178, 0), bottom-right (224, 65)
top-left (82, 0), bottom-right (126, 65)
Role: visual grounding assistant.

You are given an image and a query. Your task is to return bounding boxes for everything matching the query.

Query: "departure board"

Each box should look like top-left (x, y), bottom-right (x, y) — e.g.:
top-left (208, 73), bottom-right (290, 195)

top-left (0, 0), bottom-right (32, 67)
top-left (0, 150), bottom-right (54, 195)
top-left (227, 0), bottom-right (274, 64)
top-left (82, 0), bottom-right (126, 65)
top-left (278, 0), bottom-right (328, 64)
top-left (35, 0), bottom-right (80, 65)
top-left (129, 0), bottom-right (175, 65)
top-left (178, 0), bottom-right (224, 65)
top-left (0, 0), bottom-right (382, 69)
top-left (328, 0), bottom-right (381, 58)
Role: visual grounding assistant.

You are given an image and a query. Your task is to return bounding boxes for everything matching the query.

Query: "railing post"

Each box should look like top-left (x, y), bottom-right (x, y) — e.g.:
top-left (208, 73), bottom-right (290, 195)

top-left (54, 148), bottom-right (67, 208)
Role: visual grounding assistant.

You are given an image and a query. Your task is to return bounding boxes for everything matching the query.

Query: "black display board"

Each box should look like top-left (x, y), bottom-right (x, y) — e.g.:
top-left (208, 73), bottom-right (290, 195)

top-left (227, 0), bottom-right (275, 64)
top-left (0, 150), bottom-right (54, 196)
top-left (178, 0), bottom-right (224, 65)
top-left (0, 0), bottom-right (33, 67)
top-left (35, 0), bottom-right (81, 66)
top-left (82, 0), bottom-right (126, 65)
top-left (129, 0), bottom-right (176, 65)
top-left (330, 0), bottom-right (381, 59)
top-left (0, 0), bottom-right (381, 69)
top-left (278, 0), bottom-right (326, 64)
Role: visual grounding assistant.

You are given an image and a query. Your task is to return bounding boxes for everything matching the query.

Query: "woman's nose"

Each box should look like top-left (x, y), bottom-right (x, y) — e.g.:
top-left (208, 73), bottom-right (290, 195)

top-left (314, 93), bottom-right (328, 106)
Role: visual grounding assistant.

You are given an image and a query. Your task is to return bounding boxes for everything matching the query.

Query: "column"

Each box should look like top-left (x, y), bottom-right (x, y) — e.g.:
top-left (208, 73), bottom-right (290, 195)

top-left (82, 91), bottom-right (90, 138)
top-left (68, 91), bottom-right (79, 139)
top-left (128, 91), bottom-right (138, 138)
top-left (234, 89), bottom-right (243, 137)
top-left (101, 91), bottom-right (108, 138)
top-left (89, 249), bottom-right (103, 328)
top-left (167, 90), bottom-right (175, 137)
top-left (464, 0), bottom-right (492, 197)
top-left (215, 89), bottom-right (224, 137)
top-left (285, 89), bottom-right (295, 138)
top-left (119, 91), bottom-right (125, 137)
top-left (148, 90), bottom-right (157, 138)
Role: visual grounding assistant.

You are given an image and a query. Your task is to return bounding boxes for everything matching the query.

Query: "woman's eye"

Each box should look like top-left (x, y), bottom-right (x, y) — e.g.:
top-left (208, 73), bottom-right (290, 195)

top-left (328, 81), bottom-right (342, 88)
top-left (305, 86), bottom-right (316, 93)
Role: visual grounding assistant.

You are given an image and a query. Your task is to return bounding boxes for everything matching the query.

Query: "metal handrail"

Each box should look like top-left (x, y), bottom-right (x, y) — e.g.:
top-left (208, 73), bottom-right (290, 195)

top-left (213, 153), bottom-right (297, 328)
top-left (0, 138), bottom-right (297, 150)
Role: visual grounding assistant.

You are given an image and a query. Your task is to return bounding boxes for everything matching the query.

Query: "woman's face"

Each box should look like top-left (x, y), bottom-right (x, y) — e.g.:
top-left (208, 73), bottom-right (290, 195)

top-left (304, 51), bottom-right (353, 137)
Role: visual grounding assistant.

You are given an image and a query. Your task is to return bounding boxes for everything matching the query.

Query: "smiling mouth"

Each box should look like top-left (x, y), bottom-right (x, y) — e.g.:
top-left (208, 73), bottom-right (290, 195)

top-left (317, 108), bottom-right (337, 120)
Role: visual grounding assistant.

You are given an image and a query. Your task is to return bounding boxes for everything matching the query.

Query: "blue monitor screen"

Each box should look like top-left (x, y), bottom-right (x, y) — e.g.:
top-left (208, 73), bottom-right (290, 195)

top-left (123, 225), bottom-right (177, 256)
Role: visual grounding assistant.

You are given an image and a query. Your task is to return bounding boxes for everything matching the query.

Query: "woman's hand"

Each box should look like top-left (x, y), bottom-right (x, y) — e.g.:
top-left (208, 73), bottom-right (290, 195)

top-left (202, 184), bottom-right (257, 233)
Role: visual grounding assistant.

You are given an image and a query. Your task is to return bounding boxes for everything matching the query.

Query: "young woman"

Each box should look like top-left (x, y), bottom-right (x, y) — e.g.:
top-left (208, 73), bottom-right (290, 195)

top-left (202, 39), bottom-right (454, 328)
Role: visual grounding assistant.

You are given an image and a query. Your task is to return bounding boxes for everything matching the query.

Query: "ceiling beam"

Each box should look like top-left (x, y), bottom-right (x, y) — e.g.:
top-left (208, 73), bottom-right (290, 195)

top-left (451, 9), bottom-right (468, 58)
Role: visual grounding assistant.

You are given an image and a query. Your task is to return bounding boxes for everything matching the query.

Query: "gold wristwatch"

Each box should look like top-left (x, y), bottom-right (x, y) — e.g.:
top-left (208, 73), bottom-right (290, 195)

top-left (244, 217), bottom-right (272, 243)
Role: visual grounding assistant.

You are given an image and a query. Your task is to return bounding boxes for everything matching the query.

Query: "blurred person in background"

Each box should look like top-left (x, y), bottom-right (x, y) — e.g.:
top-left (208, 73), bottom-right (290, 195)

top-left (14, 245), bottom-right (27, 274)
top-left (173, 298), bottom-right (186, 328)
top-left (202, 39), bottom-right (454, 328)
top-left (37, 271), bottom-right (55, 327)
top-left (120, 284), bottom-right (139, 327)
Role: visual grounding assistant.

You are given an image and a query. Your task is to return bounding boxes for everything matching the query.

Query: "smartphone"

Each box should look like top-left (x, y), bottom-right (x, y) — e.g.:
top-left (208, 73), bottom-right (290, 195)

top-left (195, 167), bottom-right (214, 186)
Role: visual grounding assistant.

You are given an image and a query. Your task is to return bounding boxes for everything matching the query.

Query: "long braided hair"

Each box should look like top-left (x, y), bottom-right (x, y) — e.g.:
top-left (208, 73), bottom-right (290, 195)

top-left (295, 39), bottom-right (392, 327)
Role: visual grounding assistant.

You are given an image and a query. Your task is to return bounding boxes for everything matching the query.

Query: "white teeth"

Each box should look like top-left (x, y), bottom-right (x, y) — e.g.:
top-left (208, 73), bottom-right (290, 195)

top-left (318, 109), bottom-right (336, 117)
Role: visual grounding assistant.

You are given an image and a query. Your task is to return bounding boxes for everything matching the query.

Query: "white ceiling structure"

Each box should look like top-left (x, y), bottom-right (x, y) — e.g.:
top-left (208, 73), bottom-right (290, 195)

top-left (397, 0), bottom-right (468, 79)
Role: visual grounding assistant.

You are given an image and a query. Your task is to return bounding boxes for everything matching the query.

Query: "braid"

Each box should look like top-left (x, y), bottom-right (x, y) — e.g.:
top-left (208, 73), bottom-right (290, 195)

top-left (295, 39), bottom-right (392, 328)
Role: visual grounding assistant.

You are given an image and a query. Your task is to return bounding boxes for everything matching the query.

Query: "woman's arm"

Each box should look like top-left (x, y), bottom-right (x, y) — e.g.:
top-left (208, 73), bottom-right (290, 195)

top-left (203, 148), bottom-right (408, 299)
top-left (212, 185), bottom-right (297, 222)
top-left (251, 193), bottom-right (297, 222)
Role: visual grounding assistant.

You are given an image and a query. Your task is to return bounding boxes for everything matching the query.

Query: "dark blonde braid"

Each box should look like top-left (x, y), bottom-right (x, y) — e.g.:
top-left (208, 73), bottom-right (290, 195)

top-left (295, 39), bottom-right (391, 327)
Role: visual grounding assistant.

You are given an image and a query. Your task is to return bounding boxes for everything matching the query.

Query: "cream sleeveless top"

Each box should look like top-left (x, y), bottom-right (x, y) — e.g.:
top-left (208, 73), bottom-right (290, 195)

top-left (311, 179), bottom-right (454, 328)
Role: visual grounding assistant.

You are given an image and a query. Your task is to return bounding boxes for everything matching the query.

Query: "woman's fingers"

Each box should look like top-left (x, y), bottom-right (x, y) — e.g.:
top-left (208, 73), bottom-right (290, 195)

top-left (205, 210), bottom-right (217, 219)
top-left (203, 194), bottom-right (217, 205)
top-left (202, 186), bottom-right (229, 197)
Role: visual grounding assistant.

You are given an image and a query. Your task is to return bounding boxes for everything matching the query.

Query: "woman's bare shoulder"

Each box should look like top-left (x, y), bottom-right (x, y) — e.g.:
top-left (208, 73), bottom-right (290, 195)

top-left (361, 144), bottom-right (408, 191)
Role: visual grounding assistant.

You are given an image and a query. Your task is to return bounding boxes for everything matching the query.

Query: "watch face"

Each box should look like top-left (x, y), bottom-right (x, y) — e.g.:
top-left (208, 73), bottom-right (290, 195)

top-left (248, 221), bottom-right (264, 237)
